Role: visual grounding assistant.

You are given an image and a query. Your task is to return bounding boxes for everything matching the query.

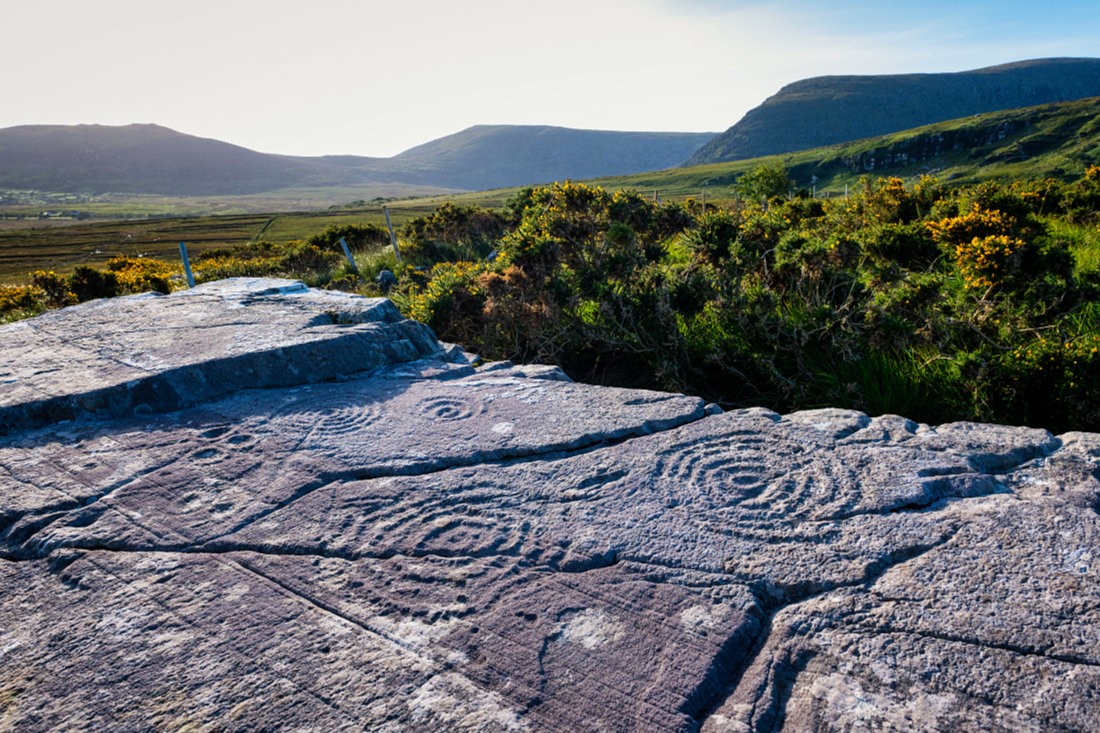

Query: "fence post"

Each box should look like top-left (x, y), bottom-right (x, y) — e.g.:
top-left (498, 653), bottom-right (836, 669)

top-left (382, 206), bottom-right (402, 264)
top-left (338, 237), bottom-right (359, 275)
top-left (178, 242), bottom-right (195, 288)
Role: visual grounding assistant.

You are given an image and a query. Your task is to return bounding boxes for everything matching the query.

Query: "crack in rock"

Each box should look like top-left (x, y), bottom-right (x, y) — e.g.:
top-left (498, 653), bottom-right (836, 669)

top-left (692, 528), bottom-right (963, 730)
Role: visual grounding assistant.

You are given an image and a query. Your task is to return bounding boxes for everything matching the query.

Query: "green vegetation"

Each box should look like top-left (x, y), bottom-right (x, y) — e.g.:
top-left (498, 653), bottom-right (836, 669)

top-left (6, 95), bottom-right (1100, 285)
top-left (589, 96), bottom-right (1100, 200)
top-left (4, 169), bottom-right (1100, 433)
top-left (0, 204), bottom-right (443, 284)
top-left (734, 161), bottom-right (795, 202)
top-left (374, 173), bottom-right (1100, 433)
top-left (4, 169), bottom-right (1100, 432)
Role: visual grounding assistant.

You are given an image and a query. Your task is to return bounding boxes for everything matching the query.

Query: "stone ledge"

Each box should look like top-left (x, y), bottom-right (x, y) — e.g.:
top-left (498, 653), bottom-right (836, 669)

top-left (0, 278), bottom-right (447, 434)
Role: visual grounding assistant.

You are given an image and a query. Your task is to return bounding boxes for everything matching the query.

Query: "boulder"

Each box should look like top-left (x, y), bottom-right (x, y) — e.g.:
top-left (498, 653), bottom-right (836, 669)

top-left (1, 279), bottom-right (1097, 731)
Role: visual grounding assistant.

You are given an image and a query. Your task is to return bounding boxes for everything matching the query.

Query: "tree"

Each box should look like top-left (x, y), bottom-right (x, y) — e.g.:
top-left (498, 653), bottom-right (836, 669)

top-left (736, 162), bottom-right (793, 202)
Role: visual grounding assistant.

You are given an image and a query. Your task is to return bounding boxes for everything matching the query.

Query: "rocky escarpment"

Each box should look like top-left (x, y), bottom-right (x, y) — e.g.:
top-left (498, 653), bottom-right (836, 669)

top-left (1, 279), bottom-right (1098, 731)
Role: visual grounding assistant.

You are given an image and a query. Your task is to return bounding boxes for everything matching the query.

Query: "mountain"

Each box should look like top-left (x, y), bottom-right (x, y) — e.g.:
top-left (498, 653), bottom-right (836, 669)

top-left (379, 125), bottom-right (716, 190)
top-left (0, 123), bottom-right (715, 196)
top-left (687, 58), bottom-right (1100, 166)
top-left (0, 123), bottom-right (358, 196)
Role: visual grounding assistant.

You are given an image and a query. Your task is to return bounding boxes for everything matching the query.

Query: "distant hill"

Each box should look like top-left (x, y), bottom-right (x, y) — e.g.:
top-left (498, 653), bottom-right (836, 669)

top-left (0, 123), bottom-right (715, 196)
top-left (0, 124), bottom-right (353, 196)
top-left (379, 125), bottom-right (716, 190)
top-left (687, 58), bottom-right (1100, 166)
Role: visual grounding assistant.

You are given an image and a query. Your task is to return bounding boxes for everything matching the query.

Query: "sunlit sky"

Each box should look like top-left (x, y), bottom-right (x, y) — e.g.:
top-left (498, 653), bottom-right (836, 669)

top-left (5, 0), bottom-right (1099, 158)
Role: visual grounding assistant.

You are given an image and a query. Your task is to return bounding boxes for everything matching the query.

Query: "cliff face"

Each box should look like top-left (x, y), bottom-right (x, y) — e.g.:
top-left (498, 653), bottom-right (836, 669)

top-left (2, 279), bottom-right (1098, 731)
top-left (688, 57), bottom-right (1100, 165)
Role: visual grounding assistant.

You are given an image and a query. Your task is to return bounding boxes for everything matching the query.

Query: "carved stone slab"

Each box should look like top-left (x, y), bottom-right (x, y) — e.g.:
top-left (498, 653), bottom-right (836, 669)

top-left (1, 279), bottom-right (1097, 731)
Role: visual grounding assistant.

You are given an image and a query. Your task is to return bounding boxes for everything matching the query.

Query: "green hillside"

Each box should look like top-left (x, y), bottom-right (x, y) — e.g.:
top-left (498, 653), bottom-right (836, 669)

top-left (687, 57), bottom-right (1100, 165)
top-left (583, 96), bottom-right (1100, 200)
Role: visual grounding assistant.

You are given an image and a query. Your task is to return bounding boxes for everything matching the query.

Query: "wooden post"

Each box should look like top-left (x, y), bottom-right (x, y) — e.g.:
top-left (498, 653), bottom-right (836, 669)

top-left (338, 237), bottom-right (359, 275)
top-left (382, 205), bottom-right (402, 264)
top-left (178, 242), bottom-right (195, 288)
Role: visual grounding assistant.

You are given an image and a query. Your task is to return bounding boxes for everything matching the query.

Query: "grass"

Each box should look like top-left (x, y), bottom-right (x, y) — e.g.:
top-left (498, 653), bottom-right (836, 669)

top-left (0, 204), bottom-right (440, 284)
top-left (0, 215), bottom-right (269, 283)
top-left (1044, 217), bottom-right (1100, 276)
top-left (588, 96), bottom-right (1100, 198)
top-left (0, 183), bottom-right (460, 217)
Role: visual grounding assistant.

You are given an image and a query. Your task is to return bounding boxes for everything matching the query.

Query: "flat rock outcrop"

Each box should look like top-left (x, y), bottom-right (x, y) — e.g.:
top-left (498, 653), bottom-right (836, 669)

top-left (1, 278), bottom-right (1098, 731)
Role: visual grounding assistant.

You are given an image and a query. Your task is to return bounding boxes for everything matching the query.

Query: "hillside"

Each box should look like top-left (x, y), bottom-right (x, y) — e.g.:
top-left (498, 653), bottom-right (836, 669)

top-left (0, 123), bottom-right (714, 197)
top-left (581, 95), bottom-right (1100, 199)
top-left (687, 57), bottom-right (1100, 165)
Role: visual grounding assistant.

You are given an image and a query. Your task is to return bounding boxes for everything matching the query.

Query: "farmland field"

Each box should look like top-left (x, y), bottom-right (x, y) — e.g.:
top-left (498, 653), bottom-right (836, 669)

top-left (0, 201), bottom-right (449, 283)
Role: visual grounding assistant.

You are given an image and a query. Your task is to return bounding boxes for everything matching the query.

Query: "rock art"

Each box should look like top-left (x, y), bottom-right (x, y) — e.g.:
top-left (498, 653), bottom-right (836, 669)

top-left (1, 278), bottom-right (1098, 731)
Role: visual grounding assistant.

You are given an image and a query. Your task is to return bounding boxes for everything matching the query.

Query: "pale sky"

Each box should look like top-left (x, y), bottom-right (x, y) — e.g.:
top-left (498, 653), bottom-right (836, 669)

top-left (5, 0), bottom-right (1099, 158)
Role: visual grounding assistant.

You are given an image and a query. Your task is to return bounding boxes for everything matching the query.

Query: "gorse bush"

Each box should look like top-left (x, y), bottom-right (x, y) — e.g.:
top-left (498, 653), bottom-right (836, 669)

top-left (30, 270), bottom-right (76, 307)
top-left (69, 266), bottom-right (120, 301)
top-left (105, 256), bottom-right (176, 294)
top-left (0, 284), bottom-right (46, 322)
top-left (192, 240), bottom-right (341, 280)
top-left (401, 203), bottom-right (507, 265)
top-left (391, 174), bottom-right (1100, 432)
top-left (307, 223), bottom-right (391, 253)
top-left (4, 170), bottom-right (1099, 432)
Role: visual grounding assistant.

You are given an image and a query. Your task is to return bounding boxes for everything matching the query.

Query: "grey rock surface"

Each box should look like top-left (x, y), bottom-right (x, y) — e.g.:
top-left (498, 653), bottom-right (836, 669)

top-left (1, 279), bottom-right (1098, 731)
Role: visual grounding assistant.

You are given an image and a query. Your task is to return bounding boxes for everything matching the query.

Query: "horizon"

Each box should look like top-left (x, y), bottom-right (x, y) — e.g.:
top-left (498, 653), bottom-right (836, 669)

top-left (5, 1), bottom-right (1100, 158)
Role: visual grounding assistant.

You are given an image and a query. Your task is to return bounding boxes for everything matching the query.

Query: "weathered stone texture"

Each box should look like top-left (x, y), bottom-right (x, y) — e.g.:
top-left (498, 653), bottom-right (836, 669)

top-left (1, 279), bottom-right (1098, 731)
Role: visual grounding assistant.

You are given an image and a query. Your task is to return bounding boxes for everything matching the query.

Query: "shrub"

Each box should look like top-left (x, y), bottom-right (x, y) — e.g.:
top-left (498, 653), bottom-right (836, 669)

top-left (274, 241), bottom-right (342, 275)
top-left (402, 203), bottom-right (506, 265)
top-left (683, 210), bottom-right (741, 263)
top-left (861, 221), bottom-right (940, 272)
top-left (399, 260), bottom-right (489, 338)
top-left (1060, 165), bottom-right (1100, 223)
top-left (30, 271), bottom-right (76, 307)
top-left (105, 256), bottom-right (177, 294)
top-left (988, 334), bottom-right (1100, 430)
top-left (952, 234), bottom-right (1026, 290)
top-left (0, 285), bottom-right (45, 321)
top-left (192, 254), bottom-right (282, 281)
top-left (927, 202), bottom-right (1016, 245)
top-left (307, 223), bottom-right (391, 253)
top-left (69, 266), bottom-right (119, 302)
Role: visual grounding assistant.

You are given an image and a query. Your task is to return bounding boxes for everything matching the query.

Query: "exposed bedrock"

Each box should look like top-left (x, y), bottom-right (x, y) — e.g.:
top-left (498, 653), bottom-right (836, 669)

top-left (1, 278), bottom-right (1097, 731)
